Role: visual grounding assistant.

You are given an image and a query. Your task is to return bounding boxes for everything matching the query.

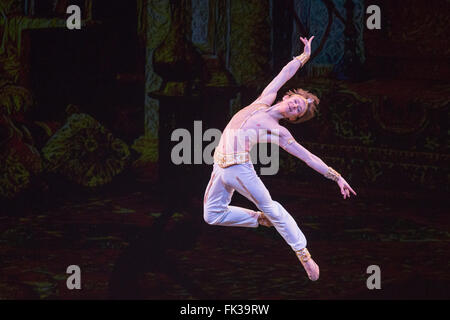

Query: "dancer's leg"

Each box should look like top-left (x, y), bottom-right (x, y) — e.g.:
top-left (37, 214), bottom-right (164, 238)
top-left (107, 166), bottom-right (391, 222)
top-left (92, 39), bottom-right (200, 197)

top-left (221, 163), bottom-right (307, 251)
top-left (205, 163), bottom-right (319, 280)
top-left (203, 164), bottom-right (259, 227)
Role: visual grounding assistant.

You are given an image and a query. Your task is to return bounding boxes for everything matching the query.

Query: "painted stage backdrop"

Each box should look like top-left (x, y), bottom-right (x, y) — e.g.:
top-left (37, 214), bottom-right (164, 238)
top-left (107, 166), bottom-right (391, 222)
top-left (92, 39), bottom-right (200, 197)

top-left (0, 0), bottom-right (448, 299)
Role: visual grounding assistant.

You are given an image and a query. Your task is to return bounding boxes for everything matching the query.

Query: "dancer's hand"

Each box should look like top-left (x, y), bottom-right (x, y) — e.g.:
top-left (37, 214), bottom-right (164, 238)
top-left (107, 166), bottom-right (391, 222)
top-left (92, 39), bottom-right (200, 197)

top-left (300, 36), bottom-right (315, 56)
top-left (337, 177), bottom-right (357, 199)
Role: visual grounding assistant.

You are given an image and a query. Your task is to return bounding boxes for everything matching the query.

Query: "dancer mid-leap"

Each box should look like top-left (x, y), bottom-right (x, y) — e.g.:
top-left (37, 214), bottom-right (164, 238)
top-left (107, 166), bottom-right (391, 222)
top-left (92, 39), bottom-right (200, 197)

top-left (203, 36), bottom-right (356, 281)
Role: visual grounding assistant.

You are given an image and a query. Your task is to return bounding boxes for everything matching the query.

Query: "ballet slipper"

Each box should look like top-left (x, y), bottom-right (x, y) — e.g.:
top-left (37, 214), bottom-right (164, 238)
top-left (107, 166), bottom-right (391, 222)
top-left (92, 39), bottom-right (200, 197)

top-left (296, 248), bottom-right (320, 281)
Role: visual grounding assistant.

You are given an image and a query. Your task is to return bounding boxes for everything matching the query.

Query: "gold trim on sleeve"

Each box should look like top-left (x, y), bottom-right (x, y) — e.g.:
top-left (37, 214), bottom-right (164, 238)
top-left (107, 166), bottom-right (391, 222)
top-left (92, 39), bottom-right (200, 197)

top-left (281, 138), bottom-right (295, 149)
top-left (293, 53), bottom-right (310, 66)
top-left (324, 167), bottom-right (341, 182)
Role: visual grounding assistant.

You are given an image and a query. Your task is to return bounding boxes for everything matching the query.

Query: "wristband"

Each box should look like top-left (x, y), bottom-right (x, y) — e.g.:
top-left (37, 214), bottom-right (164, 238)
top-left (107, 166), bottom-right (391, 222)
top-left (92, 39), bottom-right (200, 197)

top-left (293, 53), bottom-right (309, 66)
top-left (324, 167), bottom-right (341, 182)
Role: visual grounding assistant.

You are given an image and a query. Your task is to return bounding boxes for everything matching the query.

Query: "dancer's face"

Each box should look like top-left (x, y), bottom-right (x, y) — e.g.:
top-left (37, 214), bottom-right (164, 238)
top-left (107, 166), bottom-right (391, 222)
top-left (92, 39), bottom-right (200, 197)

top-left (281, 95), bottom-right (308, 122)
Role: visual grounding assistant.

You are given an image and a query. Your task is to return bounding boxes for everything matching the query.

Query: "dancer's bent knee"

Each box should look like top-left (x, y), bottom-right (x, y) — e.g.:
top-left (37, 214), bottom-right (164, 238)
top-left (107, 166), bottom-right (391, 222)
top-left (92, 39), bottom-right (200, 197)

top-left (259, 201), bottom-right (284, 222)
top-left (203, 206), bottom-right (224, 225)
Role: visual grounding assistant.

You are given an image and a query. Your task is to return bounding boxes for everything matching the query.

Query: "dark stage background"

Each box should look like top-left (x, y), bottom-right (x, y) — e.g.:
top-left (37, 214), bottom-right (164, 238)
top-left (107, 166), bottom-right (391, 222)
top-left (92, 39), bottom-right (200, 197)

top-left (0, 0), bottom-right (448, 300)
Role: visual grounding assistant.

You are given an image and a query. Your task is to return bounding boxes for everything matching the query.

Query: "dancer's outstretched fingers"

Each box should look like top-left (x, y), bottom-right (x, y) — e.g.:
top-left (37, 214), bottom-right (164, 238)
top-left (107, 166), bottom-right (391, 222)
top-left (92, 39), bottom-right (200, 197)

top-left (340, 187), bottom-right (346, 198)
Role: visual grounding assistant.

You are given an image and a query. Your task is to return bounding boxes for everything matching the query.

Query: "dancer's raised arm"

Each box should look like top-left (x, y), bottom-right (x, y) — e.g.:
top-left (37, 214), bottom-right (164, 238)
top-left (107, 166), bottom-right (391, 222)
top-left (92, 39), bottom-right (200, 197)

top-left (253, 36), bottom-right (315, 106)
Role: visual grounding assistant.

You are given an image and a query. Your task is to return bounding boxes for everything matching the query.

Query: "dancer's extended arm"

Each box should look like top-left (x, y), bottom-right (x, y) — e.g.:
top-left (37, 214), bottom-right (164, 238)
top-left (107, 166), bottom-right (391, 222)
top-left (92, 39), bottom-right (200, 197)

top-left (276, 126), bottom-right (357, 199)
top-left (253, 36), bottom-right (314, 106)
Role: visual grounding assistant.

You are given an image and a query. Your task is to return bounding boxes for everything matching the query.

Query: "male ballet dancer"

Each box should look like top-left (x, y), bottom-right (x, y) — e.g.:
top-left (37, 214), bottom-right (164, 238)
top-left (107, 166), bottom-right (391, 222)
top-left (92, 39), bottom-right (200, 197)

top-left (203, 36), bottom-right (357, 281)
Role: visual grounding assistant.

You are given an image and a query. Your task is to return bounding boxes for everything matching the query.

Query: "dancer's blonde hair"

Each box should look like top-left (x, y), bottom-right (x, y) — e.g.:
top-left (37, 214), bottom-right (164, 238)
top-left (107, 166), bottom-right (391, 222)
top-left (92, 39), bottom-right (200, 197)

top-left (283, 88), bottom-right (319, 123)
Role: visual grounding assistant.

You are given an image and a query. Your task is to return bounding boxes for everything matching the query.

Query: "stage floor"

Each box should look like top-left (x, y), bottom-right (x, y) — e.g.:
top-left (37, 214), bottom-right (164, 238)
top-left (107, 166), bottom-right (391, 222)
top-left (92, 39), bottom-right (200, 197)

top-left (0, 179), bottom-right (448, 300)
